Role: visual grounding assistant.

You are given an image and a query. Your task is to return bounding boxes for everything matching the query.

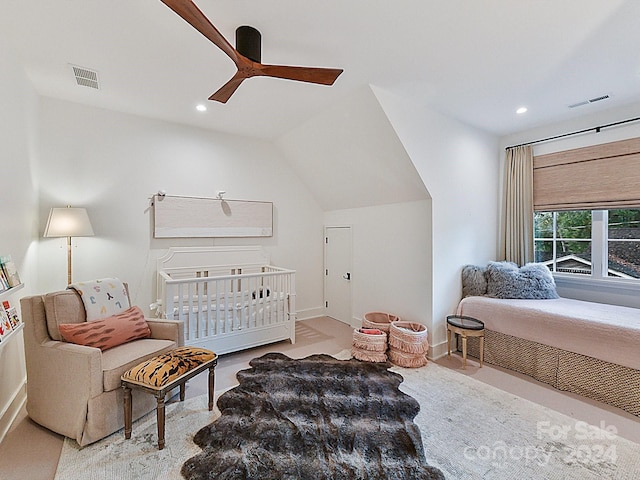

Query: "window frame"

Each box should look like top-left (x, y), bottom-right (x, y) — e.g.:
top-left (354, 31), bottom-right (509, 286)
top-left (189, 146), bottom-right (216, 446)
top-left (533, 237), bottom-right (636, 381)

top-left (534, 209), bottom-right (640, 287)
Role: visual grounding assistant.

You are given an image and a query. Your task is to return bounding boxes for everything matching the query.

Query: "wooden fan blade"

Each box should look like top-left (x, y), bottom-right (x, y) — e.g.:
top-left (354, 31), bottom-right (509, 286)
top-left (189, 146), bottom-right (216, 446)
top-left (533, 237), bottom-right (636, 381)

top-left (258, 65), bottom-right (343, 85)
top-left (209, 73), bottom-right (246, 103)
top-left (161, 1), bottom-right (343, 103)
top-left (161, 0), bottom-right (239, 64)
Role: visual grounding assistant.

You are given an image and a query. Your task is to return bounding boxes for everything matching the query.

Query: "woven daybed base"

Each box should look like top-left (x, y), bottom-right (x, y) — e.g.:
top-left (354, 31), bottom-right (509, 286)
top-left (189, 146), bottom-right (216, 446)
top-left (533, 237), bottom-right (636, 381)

top-left (466, 330), bottom-right (640, 417)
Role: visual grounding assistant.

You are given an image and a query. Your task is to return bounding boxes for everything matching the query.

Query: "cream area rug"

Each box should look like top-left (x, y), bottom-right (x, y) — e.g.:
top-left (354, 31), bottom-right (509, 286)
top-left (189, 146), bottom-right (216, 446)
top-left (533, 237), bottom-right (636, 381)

top-left (54, 394), bottom-right (219, 480)
top-left (55, 357), bottom-right (640, 480)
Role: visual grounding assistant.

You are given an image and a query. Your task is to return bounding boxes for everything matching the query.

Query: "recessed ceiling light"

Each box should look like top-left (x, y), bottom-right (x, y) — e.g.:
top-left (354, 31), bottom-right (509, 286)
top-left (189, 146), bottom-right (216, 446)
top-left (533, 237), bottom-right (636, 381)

top-left (196, 104), bottom-right (207, 112)
top-left (516, 106), bottom-right (528, 114)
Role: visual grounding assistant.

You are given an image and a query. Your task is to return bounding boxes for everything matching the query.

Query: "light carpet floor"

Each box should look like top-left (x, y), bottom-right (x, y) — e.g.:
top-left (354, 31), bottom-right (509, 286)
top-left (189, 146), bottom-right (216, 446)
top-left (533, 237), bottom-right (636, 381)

top-left (54, 357), bottom-right (640, 480)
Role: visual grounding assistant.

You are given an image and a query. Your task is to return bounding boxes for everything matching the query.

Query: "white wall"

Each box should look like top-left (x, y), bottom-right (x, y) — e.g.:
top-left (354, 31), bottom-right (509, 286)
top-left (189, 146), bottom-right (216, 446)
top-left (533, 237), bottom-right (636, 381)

top-left (372, 86), bottom-right (500, 358)
top-left (0, 46), bottom-right (39, 443)
top-left (276, 86), bottom-right (429, 211)
top-left (36, 97), bottom-right (325, 319)
top-left (500, 101), bottom-right (640, 307)
top-left (276, 86), bottom-right (439, 352)
top-left (277, 85), bottom-right (501, 358)
top-left (324, 200), bottom-right (432, 326)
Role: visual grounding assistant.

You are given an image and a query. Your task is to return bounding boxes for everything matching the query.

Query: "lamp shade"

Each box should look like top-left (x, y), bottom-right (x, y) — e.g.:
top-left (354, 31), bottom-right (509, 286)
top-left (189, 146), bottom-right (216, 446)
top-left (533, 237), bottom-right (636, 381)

top-left (44, 207), bottom-right (94, 237)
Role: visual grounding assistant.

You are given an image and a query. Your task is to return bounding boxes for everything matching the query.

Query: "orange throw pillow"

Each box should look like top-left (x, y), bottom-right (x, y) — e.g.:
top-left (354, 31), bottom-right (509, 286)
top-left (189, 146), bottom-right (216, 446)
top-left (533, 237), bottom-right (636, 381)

top-left (58, 306), bottom-right (150, 351)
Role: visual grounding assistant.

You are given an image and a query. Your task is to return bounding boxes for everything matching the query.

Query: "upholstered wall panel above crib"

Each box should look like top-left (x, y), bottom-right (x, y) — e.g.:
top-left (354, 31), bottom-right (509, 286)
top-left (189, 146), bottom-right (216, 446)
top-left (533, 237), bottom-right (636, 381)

top-left (153, 194), bottom-right (273, 238)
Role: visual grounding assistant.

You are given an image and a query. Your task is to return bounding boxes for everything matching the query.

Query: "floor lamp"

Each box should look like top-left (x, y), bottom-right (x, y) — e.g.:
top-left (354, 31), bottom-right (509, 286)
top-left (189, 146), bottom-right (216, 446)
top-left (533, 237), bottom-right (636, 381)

top-left (44, 206), bottom-right (95, 285)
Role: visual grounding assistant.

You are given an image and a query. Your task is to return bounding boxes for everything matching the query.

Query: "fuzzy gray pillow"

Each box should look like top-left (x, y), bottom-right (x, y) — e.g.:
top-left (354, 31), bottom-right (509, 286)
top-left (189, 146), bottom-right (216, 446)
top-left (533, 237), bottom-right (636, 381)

top-left (486, 261), bottom-right (559, 299)
top-left (461, 265), bottom-right (488, 297)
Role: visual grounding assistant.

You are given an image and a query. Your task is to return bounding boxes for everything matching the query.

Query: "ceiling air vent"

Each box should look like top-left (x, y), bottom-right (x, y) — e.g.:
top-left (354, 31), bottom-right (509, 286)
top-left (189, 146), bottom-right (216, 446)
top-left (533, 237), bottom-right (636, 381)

top-left (71, 65), bottom-right (99, 89)
top-left (568, 94), bottom-right (610, 109)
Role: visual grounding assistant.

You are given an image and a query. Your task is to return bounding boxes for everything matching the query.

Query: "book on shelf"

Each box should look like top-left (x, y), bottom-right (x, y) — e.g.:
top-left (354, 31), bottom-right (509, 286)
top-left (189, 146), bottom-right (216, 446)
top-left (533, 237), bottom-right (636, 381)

top-left (0, 255), bottom-right (21, 288)
top-left (2, 300), bottom-right (20, 328)
top-left (0, 307), bottom-right (12, 340)
top-left (0, 267), bottom-right (8, 292)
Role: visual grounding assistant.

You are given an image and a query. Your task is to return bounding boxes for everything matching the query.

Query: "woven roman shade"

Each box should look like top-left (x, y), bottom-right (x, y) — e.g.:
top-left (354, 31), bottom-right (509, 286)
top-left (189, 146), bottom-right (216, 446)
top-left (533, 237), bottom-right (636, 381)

top-left (533, 137), bottom-right (640, 211)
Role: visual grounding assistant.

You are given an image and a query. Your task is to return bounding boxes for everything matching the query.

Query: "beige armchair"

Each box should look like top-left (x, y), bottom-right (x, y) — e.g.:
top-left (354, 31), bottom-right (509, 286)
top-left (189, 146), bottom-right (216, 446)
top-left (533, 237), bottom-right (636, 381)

top-left (20, 287), bottom-right (183, 447)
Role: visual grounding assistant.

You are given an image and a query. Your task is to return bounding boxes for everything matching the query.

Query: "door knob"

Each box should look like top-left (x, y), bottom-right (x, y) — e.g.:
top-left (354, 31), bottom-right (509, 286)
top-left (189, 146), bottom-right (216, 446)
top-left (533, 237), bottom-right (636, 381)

top-left (343, 272), bottom-right (351, 281)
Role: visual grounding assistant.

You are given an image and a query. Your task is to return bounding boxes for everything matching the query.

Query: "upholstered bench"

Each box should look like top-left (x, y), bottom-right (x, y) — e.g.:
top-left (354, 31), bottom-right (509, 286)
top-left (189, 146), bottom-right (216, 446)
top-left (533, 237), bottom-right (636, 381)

top-left (121, 346), bottom-right (217, 449)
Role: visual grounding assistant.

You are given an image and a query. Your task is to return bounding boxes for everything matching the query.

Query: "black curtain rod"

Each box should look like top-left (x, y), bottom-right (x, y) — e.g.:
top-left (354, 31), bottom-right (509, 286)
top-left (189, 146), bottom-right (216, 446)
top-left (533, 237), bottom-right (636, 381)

top-left (506, 115), bottom-right (640, 150)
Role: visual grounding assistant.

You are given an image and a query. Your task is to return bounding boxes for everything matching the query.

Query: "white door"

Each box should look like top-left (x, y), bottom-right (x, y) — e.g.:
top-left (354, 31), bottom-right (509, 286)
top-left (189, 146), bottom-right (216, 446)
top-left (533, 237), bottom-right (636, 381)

top-left (324, 226), bottom-right (352, 325)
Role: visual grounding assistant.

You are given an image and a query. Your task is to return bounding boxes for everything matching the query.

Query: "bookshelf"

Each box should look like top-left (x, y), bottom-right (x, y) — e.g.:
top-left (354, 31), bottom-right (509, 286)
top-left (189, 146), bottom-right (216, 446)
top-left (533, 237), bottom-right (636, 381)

top-left (0, 323), bottom-right (24, 353)
top-left (0, 283), bottom-right (24, 353)
top-left (0, 280), bottom-right (26, 444)
top-left (0, 282), bottom-right (24, 301)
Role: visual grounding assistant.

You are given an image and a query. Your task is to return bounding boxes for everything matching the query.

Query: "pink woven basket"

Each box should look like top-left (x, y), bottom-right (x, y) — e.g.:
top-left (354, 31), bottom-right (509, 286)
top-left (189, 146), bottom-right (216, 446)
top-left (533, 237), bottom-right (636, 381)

top-left (352, 329), bottom-right (387, 352)
top-left (388, 348), bottom-right (427, 368)
top-left (362, 312), bottom-right (400, 332)
top-left (389, 321), bottom-right (429, 355)
top-left (352, 348), bottom-right (388, 363)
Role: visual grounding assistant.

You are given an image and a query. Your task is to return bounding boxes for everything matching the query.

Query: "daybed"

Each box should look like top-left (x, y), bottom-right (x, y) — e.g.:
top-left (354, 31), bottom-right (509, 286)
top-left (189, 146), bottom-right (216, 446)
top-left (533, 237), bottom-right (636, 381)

top-left (456, 262), bottom-right (640, 417)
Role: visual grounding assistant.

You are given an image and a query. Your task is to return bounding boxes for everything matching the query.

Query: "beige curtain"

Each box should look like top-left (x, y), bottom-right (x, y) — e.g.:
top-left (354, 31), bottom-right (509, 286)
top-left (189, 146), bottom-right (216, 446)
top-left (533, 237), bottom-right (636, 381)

top-left (502, 145), bottom-right (534, 265)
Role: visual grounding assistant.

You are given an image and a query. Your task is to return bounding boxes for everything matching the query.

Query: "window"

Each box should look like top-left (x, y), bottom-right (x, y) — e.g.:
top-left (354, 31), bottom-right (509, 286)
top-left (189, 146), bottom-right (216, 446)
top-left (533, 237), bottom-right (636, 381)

top-left (532, 137), bottom-right (640, 281)
top-left (534, 209), bottom-right (640, 279)
top-left (608, 209), bottom-right (640, 278)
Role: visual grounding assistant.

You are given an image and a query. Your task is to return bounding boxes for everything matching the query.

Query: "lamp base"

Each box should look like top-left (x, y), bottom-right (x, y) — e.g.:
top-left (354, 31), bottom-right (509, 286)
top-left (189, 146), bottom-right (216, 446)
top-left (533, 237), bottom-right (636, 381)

top-left (67, 236), bottom-right (72, 285)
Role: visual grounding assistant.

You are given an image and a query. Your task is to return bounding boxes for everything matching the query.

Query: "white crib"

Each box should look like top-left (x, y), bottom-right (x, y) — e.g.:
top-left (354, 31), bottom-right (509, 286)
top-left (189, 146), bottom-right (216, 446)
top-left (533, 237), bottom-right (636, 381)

top-left (156, 246), bottom-right (296, 355)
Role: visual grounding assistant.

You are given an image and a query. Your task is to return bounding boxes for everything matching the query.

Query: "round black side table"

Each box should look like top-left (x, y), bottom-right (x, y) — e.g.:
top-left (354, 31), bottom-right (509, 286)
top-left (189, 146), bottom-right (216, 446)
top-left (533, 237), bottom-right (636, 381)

top-left (446, 314), bottom-right (485, 369)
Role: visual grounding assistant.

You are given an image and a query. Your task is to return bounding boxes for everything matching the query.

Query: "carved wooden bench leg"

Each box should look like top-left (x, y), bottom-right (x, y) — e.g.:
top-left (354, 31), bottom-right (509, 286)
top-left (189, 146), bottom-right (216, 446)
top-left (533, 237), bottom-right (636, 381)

top-left (156, 395), bottom-right (166, 450)
top-left (121, 347), bottom-right (218, 450)
top-left (208, 365), bottom-right (215, 411)
top-left (123, 385), bottom-right (132, 440)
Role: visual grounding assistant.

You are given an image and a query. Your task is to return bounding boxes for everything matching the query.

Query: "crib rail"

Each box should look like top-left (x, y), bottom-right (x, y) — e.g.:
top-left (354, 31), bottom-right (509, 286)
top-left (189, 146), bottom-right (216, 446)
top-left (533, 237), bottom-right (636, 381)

top-left (157, 265), bottom-right (296, 354)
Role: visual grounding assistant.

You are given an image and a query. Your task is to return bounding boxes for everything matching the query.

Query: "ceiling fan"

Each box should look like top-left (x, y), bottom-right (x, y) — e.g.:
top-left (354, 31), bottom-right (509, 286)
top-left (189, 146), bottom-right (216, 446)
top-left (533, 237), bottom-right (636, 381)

top-left (160, 0), bottom-right (344, 103)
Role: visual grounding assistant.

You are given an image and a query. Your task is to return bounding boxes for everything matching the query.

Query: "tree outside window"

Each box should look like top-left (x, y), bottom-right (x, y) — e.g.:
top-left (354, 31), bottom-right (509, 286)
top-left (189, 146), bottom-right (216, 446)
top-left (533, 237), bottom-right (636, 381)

top-left (534, 209), bottom-right (640, 279)
top-left (608, 209), bottom-right (640, 278)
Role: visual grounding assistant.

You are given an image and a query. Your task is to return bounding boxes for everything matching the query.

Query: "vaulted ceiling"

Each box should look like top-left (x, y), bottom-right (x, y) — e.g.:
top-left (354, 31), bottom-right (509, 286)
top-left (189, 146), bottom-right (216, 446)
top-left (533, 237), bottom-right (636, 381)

top-left (3, 1), bottom-right (640, 141)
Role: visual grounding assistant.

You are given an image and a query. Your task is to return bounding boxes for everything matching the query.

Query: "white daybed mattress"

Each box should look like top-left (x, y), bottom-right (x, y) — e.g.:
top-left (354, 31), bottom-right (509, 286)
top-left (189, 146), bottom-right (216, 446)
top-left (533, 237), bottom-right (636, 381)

top-left (457, 296), bottom-right (640, 370)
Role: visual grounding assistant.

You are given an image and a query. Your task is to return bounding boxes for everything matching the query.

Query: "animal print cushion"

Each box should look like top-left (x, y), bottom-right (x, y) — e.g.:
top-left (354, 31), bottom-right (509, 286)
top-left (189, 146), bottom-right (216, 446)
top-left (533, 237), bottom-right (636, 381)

top-left (121, 347), bottom-right (216, 388)
top-left (58, 306), bottom-right (150, 351)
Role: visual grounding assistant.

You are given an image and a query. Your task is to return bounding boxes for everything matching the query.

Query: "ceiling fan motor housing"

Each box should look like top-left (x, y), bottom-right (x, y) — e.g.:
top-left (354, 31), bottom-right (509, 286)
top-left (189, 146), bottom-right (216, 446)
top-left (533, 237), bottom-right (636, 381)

top-left (236, 25), bottom-right (261, 63)
top-left (160, 0), bottom-right (342, 103)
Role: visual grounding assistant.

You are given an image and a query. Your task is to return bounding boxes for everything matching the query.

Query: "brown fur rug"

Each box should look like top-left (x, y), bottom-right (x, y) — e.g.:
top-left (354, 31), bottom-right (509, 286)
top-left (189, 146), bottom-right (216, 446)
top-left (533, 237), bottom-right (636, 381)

top-left (181, 353), bottom-right (444, 480)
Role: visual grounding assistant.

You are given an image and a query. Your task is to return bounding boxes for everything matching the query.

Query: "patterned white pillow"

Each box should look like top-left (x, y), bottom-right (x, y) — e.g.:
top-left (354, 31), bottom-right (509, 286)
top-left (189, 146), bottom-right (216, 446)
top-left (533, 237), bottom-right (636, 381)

top-left (68, 278), bottom-right (131, 320)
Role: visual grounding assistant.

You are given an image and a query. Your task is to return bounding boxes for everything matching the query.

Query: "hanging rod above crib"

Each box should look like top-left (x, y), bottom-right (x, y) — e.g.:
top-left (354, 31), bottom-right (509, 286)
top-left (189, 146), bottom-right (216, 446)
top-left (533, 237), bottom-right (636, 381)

top-left (149, 191), bottom-right (231, 206)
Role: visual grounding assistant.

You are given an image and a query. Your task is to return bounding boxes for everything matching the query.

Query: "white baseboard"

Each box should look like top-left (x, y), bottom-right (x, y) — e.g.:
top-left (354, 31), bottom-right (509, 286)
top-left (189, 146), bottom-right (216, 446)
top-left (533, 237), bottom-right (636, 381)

top-left (296, 306), bottom-right (325, 321)
top-left (296, 309), bottom-right (360, 329)
top-left (428, 339), bottom-right (450, 361)
top-left (297, 311), bottom-right (449, 361)
top-left (0, 378), bottom-right (26, 445)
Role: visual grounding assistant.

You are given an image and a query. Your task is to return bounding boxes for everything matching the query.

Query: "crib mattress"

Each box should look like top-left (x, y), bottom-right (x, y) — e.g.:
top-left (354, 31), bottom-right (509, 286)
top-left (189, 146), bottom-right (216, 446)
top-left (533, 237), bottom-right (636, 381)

top-left (456, 296), bottom-right (640, 370)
